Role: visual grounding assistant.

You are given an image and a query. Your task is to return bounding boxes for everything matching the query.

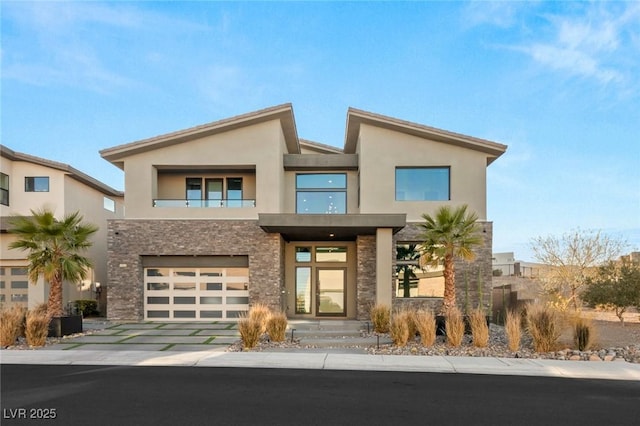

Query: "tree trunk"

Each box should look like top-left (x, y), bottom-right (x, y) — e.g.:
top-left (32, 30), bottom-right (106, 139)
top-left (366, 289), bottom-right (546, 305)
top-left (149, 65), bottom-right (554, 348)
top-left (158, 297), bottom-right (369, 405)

top-left (47, 271), bottom-right (64, 317)
top-left (442, 255), bottom-right (456, 314)
top-left (402, 272), bottom-right (411, 298)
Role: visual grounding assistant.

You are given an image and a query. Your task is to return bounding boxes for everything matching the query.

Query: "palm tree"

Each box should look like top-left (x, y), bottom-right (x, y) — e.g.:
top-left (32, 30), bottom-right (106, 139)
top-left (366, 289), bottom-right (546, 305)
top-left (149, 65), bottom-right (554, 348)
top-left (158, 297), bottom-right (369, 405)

top-left (9, 208), bottom-right (98, 317)
top-left (419, 204), bottom-right (483, 313)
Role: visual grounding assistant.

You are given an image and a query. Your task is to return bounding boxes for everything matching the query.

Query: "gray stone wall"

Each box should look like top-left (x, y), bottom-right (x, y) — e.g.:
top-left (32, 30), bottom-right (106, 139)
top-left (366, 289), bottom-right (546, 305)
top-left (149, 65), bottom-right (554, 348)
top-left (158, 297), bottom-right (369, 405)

top-left (106, 219), bottom-right (282, 321)
top-left (392, 221), bottom-right (493, 315)
top-left (356, 235), bottom-right (376, 320)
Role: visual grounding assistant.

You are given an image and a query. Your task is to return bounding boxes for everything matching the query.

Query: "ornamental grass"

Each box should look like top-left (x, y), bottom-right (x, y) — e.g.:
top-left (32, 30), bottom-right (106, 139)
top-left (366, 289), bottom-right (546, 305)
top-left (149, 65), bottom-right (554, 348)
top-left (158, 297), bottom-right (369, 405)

top-left (505, 309), bottom-right (522, 352)
top-left (25, 306), bottom-right (50, 347)
top-left (370, 303), bottom-right (390, 334)
top-left (414, 309), bottom-right (436, 347)
top-left (238, 313), bottom-right (262, 350)
top-left (469, 307), bottom-right (489, 348)
top-left (445, 306), bottom-right (465, 347)
top-left (527, 303), bottom-right (562, 353)
top-left (0, 305), bottom-right (27, 347)
top-left (266, 311), bottom-right (288, 342)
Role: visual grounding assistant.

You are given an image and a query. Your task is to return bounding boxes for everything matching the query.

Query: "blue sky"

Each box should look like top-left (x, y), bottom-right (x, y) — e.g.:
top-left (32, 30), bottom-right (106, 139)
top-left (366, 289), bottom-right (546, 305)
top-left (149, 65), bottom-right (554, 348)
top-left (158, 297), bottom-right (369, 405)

top-left (2, 1), bottom-right (639, 261)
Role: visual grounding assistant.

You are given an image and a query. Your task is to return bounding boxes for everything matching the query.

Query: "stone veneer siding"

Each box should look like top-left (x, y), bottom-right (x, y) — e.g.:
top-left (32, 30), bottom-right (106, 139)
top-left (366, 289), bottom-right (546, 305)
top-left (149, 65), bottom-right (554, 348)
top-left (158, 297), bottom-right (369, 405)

top-left (356, 235), bottom-right (376, 321)
top-left (392, 222), bottom-right (493, 315)
top-left (106, 219), bottom-right (282, 321)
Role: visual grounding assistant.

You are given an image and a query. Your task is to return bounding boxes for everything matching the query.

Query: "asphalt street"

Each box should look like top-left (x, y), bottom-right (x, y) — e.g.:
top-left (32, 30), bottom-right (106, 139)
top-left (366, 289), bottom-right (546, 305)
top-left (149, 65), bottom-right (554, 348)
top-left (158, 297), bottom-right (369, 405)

top-left (2, 364), bottom-right (639, 426)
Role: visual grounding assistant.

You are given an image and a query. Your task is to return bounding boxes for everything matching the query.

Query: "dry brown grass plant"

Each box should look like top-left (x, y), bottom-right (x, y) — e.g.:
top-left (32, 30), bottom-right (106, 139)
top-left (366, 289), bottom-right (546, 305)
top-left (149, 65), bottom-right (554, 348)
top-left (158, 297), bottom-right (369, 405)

top-left (238, 313), bottom-right (262, 350)
top-left (505, 309), bottom-right (522, 352)
top-left (248, 303), bottom-right (271, 334)
top-left (266, 311), bottom-right (288, 342)
top-left (572, 316), bottom-right (595, 351)
top-left (445, 306), bottom-right (465, 347)
top-left (389, 310), bottom-right (411, 346)
top-left (25, 307), bottom-right (50, 347)
top-left (469, 308), bottom-right (489, 348)
top-left (370, 304), bottom-right (390, 334)
top-left (1, 305), bottom-right (27, 347)
top-left (527, 303), bottom-right (562, 353)
top-left (414, 309), bottom-right (436, 347)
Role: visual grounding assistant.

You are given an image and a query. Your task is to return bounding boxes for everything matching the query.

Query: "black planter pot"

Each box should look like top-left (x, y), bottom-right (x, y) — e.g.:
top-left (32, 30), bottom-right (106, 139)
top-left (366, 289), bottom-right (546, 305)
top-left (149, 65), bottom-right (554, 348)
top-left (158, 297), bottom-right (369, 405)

top-left (48, 315), bottom-right (83, 337)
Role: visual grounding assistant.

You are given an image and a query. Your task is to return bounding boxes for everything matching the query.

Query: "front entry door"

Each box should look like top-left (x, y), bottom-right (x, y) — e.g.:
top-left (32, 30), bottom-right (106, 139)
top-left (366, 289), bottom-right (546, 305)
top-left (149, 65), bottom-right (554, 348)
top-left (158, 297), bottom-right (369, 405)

top-left (316, 268), bottom-right (346, 316)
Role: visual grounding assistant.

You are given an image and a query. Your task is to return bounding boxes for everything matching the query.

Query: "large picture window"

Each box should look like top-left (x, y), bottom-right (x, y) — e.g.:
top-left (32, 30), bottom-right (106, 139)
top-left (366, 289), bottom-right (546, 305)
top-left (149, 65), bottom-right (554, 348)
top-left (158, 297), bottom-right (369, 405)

top-left (25, 176), bottom-right (49, 192)
top-left (395, 167), bottom-right (449, 201)
top-left (396, 243), bottom-right (444, 298)
top-left (296, 173), bottom-right (346, 214)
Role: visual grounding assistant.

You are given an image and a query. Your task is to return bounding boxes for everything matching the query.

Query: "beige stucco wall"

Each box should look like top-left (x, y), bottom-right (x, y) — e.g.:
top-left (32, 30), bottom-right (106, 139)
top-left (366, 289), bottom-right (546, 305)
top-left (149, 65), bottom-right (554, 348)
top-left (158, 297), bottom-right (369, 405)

top-left (122, 120), bottom-right (287, 219)
top-left (1, 156), bottom-right (123, 310)
top-left (357, 124), bottom-right (488, 221)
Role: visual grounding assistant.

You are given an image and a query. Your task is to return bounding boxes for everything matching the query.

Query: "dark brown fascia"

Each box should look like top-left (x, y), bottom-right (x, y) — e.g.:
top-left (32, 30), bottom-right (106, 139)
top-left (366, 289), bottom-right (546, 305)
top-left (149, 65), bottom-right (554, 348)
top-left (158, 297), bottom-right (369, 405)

top-left (0, 144), bottom-right (123, 197)
top-left (100, 103), bottom-right (300, 169)
top-left (343, 107), bottom-right (508, 165)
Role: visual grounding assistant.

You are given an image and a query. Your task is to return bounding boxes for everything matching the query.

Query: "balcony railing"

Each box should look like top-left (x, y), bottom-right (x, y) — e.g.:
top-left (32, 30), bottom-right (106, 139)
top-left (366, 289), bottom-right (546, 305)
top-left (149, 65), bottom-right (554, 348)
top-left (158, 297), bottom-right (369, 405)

top-left (153, 199), bottom-right (256, 208)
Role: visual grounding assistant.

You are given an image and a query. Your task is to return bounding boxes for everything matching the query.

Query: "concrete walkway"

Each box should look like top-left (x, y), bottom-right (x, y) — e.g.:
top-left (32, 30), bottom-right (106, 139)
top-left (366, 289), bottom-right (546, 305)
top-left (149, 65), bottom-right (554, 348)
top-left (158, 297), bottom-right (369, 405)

top-left (2, 319), bottom-right (639, 381)
top-left (2, 349), bottom-right (640, 381)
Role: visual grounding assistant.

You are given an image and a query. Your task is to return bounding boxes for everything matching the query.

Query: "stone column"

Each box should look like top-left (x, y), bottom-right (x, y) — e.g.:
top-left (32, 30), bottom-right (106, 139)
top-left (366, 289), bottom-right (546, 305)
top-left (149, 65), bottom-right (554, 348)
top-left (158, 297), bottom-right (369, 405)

top-left (376, 228), bottom-right (393, 306)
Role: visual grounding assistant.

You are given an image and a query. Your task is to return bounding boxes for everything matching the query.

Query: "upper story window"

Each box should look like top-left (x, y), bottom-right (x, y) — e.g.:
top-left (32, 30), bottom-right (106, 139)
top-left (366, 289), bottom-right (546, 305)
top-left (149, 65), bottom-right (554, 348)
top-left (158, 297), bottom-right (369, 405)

top-left (395, 167), bottom-right (449, 201)
top-left (25, 176), bottom-right (49, 192)
top-left (296, 173), bottom-right (346, 214)
top-left (183, 177), bottom-right (246, 208)
top-left (104, 197), bottom-right (116, 212)
top-left (0, 173), bottom-right (8, 206)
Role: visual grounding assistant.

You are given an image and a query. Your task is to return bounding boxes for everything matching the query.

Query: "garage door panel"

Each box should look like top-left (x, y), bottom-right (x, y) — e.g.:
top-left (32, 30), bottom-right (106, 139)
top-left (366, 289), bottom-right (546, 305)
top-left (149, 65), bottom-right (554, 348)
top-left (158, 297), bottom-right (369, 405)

top-left (144, 266), bottom-right (249, 321)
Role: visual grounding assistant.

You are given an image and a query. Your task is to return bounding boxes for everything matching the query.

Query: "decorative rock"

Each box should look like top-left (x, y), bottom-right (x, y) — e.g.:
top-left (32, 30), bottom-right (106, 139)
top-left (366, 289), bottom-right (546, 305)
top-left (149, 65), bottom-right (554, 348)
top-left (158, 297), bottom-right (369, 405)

top-left (604, 355), bottom-right (615, 361)
top-left (569, 355), bottom-right (581, 361)
top-left (589, 354), bottom-right (602, 361)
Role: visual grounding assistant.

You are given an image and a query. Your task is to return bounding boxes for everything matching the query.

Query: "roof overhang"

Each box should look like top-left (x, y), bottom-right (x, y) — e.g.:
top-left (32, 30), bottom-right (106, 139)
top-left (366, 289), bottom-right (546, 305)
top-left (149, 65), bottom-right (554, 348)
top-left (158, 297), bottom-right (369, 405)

top-left (344, 108), bottom-right (507, 165)
top-left (100, 103), bottom-right (300, 169)
top-left (1, 145), bottom-right (123, 197)
top-left (258, 213), bottom-right (406, 241)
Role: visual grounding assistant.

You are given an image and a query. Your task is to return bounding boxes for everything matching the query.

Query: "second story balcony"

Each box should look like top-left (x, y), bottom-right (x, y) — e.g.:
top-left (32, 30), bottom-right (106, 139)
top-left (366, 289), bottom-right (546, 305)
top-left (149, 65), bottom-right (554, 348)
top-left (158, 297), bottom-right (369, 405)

top-left (153, 198), bottom-right (256, 208)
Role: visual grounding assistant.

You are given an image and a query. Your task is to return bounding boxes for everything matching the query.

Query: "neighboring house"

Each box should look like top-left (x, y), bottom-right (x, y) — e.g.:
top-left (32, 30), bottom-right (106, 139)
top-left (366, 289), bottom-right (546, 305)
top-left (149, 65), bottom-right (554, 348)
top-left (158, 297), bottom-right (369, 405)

top-left (100, 104), bottom-right (507, 321)
top-left (492, 252), bottom-right (542, 278)
top-left (0, 145), bottom-right (124, 313)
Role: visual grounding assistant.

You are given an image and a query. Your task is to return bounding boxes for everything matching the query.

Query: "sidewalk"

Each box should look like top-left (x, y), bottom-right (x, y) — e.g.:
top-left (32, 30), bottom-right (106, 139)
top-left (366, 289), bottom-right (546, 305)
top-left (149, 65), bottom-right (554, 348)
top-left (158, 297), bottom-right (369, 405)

top-left (2, 319), bottom-right (639, 381)
top-left (2, 349), bottom-right (640, 381)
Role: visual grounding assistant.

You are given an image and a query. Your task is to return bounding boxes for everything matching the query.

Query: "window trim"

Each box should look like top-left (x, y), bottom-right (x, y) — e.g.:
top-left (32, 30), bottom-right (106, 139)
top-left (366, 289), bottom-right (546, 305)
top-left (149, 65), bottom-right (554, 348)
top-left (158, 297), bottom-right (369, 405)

top-left (295, 173), bottom-right (347, 214)
top-left (0, 172), bottom-right (8, 206)
top-left (25, 176), bottom-right (50, 193)
top-left (395, 167), bottom-right (450, 201)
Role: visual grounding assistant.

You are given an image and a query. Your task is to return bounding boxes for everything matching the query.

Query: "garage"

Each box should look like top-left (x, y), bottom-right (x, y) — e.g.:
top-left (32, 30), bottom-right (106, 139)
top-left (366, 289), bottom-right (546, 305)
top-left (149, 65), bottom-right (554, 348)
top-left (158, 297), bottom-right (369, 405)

top-left (142, 256), bottom-right (249, 321)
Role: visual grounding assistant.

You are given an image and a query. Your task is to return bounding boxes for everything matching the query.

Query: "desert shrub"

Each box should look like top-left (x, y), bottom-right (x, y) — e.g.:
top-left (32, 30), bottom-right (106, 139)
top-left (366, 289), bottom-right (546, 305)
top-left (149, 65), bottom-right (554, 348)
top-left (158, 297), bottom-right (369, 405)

top-left (74, 300), bottom-right (98, 317)
top-left (389, 310), bottom-right (411, 346)
top-left (573, 317), bottom-right (595, 351)
top-left (505, 309), bottom-right (522, 352)
top-left (527, 303), bottom-right (562, 353)
top-left (414, 309), bottom-right (436, 347)
top-left (25, 308), bottom-right (50, 347)
top-left (469, 308), bottom-right (489, 348)
top-left (370, 304), bottom-right (390, 334)
top-left (445, 306), bottom-right (465, 347)
top-left (248, 303), bottom-right (271, 334)
top-left (266, 311), bottom-right (288, 342)
top-left (0, 305), bottom-right (27, 347)
top-left (238, 313), bottom-right (262, 350)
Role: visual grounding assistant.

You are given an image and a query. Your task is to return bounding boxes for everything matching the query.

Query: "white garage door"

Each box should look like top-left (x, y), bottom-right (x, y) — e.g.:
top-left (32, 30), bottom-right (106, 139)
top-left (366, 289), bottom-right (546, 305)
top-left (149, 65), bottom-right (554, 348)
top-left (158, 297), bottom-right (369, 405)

top-left (144, 267), bottom-right (249, 320)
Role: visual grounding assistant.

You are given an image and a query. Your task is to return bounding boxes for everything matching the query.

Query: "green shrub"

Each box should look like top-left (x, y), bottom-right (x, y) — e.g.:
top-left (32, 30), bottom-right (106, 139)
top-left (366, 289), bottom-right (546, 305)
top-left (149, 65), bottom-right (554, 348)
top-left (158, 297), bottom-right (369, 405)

top-left (445, 306), bottom-right (465, 347)
top-left (370, 304), bottom-right (390, 334)
top-left (74, 300), bottom-right (98, 317)
top-left (527, 303), bottom-right (562, 353)
top-left (414, 309), bottom-right (436, 347)
top-left (0, 305), bottom-right (27, 347)
top-left (266, 311), bottom-right (288, 342)
top-left (25, 308), bottom-right (50, 347)
top-left (573, 317), bottom-right (594, 351)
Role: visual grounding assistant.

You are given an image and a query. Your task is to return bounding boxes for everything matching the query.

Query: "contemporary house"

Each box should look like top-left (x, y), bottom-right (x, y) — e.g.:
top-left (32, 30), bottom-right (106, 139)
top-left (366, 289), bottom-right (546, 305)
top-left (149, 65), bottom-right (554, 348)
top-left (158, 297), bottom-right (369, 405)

top-left (100, 104), bottom-right (507, 321)
top-left (0, 145), bottom-right (124, 312)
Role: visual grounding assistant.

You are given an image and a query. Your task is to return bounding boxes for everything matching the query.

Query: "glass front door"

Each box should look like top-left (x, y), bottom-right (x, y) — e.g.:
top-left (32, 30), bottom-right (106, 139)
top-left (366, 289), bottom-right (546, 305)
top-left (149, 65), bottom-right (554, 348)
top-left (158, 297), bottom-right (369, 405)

top-left (316, 268), bottom-right (346, 316)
